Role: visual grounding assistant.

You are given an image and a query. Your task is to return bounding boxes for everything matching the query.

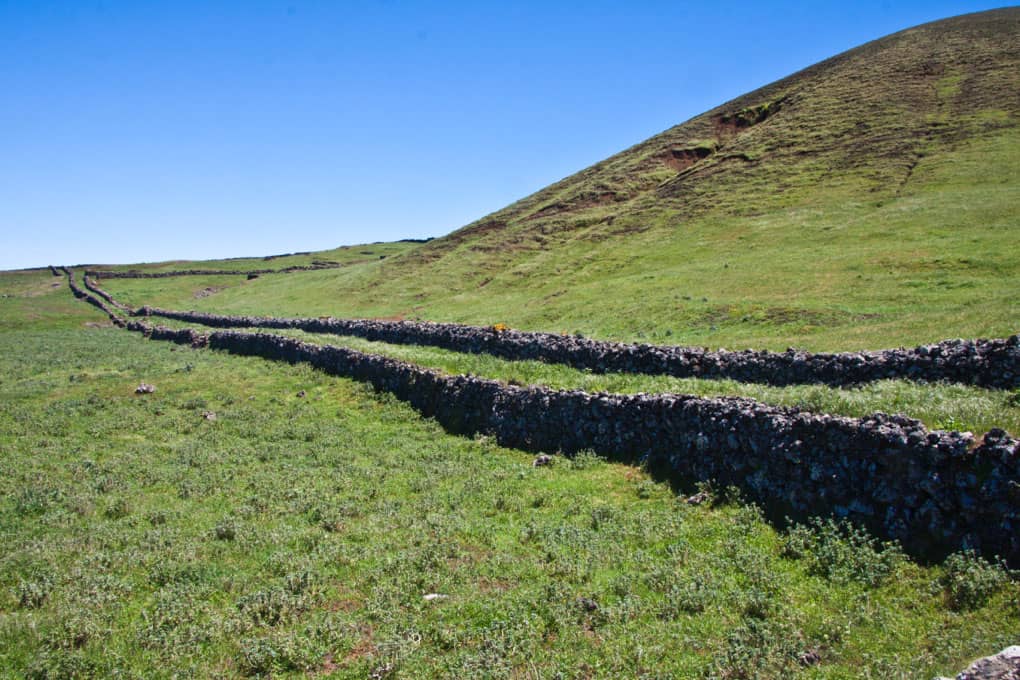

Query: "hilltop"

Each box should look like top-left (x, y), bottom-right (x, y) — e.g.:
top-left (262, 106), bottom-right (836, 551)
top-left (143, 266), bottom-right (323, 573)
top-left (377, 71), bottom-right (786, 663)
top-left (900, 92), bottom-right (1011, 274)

top-left (98, 8), bottom-right (1020, 351)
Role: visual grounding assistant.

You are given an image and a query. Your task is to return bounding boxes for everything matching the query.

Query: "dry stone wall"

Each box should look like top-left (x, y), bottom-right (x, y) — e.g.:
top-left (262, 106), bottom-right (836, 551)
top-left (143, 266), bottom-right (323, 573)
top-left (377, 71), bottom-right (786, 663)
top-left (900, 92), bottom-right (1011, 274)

top-left (83, 275), bottom-right (132, 312)
top-left (86, 263), bottom-right (343, 278)
top-left (67, 271), bottom-right (1020, 564)
top-left (63, 268), bottom-right (126, 327)
top-left (120, 323), bottom-right (1020, 565)
top-left (134, 306), bottom-right (1020, 389)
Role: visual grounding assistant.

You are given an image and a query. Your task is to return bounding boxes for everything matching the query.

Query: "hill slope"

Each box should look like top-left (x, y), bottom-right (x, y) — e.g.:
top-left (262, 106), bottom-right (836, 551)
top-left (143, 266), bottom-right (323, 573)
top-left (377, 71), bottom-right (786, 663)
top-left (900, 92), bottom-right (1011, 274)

top-left (104, 8), bottom-right (1020, 350)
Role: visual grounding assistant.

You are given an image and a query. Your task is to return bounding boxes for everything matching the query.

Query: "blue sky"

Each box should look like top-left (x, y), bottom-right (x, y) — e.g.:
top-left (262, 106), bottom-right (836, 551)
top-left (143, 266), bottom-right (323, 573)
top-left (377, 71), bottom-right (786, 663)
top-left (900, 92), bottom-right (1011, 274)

top-left (0, 1), bottom-right (1009, 269)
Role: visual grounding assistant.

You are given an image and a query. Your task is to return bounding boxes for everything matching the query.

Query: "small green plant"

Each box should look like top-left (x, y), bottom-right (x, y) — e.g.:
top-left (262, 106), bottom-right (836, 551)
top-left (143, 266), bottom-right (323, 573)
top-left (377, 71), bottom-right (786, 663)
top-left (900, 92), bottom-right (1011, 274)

top-left (636, 479), bottom-right (657, 499)
top-left (26, 649), bottom-right (101, 680)
top-left (237, 588), bottom-right (305, 626)
top-left (103, 497), bottom-right (130, 519)
top-left (937, 550), bottom-right (1011, 611)
top-left (44, 613), bottom-right (102, 651)
top-left (589, 505), bottom-right (617, 531)
top-left (237, 633), bottom-right (320, 676)
top-left (15, 485), bottom-right (61, 516)
top-left (214, 519), bottom-right (237, 541)
top-left (719, 484), bottom-right (743, 507)
top-left (711, 618), bottom-right (803, 679)
top-left (17, 575), bottom-right (54, 609)
top-left (782, 517), bottom-right (903, 587)
top-left (569, 449), bottom-right (606, 470)
top-left (660, 575), bottom-right (715, 617)
top-left (933, 415), bottom-right (963, 431)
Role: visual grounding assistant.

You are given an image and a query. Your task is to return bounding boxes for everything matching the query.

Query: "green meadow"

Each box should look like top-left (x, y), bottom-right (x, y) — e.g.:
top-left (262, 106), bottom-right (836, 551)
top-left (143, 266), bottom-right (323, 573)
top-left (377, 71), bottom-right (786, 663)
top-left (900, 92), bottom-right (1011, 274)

top-left (2, 267), bottom-right (1017, 679)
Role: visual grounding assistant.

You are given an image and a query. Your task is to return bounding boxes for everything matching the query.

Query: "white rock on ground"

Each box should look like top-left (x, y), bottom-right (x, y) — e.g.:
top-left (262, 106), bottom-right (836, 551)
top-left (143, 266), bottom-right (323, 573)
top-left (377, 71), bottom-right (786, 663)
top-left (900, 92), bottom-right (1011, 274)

top-left (935, 646), bottom-right (1020, 680)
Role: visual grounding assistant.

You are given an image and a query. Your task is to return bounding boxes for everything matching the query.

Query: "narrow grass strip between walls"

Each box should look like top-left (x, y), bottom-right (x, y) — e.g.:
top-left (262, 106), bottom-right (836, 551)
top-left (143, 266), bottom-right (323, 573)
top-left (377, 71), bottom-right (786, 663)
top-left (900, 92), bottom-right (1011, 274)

top-left (83, 274), bottom-right (132, 312)
top-left (63, 268), bottom-right (127, 327)
top-left (126, 302), bottom-right (1020, 389)
top-left (140, 326), bottom-right (1020, 566)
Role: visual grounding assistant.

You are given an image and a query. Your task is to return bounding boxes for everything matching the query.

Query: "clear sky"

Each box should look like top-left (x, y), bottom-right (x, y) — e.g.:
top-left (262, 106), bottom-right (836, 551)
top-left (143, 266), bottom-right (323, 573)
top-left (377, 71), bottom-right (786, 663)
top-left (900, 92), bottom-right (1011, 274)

top-left (0, 1), bottom-right (1010, 269)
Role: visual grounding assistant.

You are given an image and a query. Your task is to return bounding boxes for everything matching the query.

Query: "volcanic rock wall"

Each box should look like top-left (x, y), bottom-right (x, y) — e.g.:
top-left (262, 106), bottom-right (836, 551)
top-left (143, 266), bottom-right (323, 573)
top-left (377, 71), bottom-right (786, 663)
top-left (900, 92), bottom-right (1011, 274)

top-left (68, 273), bottom-right (1020, 563)
top-left (83, 275), bottom-right (132, 312)
top-left (134, 307), bottom-right (1020, 389)
top-left (86, 263), bottom-right (343, 278)
top-left (124, 325), bottom-right (1020, 564)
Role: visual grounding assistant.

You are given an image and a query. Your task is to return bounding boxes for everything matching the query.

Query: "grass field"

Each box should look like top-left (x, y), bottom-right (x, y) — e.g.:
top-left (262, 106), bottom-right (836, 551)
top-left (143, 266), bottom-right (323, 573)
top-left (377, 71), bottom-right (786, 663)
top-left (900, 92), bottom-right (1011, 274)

top-left (2, 269), bottom-right (1018, 679)
top-left (84, 241), bottom-right (422, 275)
top-left (5, 9), bottom-right (1020, 678)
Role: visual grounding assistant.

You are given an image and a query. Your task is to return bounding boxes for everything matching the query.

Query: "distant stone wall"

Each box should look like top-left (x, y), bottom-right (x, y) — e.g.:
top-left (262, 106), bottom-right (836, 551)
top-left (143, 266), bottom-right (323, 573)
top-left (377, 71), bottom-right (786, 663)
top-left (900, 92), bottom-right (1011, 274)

top-left (63, 268), bottom-right (126, 327)
top-left (83, 275), bottom-right (132, 312)
top-left (134, 306), bottom-right (1020, 389)
top-left (86, 263), bottom-right (344, 278)
top-left (117, 325), bottom-right (1017, 565)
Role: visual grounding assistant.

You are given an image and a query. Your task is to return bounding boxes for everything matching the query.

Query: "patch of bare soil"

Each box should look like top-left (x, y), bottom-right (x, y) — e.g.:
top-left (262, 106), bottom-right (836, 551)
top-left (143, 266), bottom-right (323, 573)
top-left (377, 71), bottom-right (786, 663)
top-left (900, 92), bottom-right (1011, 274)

top-left (526, 189), bottom-right (625, 220)
top-left (193, 286), bottom-right (226, 299)
top-left (657, 145), bottom-right (714, 171)
top-left (343, 625), bottom-right (377, 664)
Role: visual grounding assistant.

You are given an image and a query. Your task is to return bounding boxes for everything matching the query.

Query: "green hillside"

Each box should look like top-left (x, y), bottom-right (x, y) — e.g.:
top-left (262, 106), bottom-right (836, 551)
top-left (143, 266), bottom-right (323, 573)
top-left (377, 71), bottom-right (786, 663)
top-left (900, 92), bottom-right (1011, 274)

top-left (101, 8), bottom-right (1020, 351)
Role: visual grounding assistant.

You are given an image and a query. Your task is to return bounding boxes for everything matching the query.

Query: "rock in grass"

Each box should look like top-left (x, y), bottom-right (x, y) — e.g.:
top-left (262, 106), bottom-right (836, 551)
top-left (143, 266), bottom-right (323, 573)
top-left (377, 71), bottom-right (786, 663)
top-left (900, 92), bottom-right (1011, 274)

top-left (685, 490), bottom-right (712, 506)
top-left (936, 646), bottom-right (1020, 680)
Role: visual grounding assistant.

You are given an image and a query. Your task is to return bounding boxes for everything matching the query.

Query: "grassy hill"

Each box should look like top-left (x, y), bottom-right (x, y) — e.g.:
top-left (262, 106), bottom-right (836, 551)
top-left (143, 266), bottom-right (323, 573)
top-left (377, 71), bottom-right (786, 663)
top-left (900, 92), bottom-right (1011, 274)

top-left (99, 7), bottom-right (1020, 351)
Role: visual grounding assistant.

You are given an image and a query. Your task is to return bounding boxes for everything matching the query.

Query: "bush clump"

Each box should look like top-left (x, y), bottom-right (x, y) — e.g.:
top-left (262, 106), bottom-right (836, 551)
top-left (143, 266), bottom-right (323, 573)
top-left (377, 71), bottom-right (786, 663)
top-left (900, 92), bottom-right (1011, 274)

top-left (711, 618), bottom-right (803, 679)
top-left (569, 449), bottom-right (606, 470)
top-left (937, 550), bottom-right (1011, 611)
top-left (237, 634), bottom-right (318, 676)
top-left (17, 575), bottom-right (54, 609)
top-left (782, 517), bottom-right (903, 587)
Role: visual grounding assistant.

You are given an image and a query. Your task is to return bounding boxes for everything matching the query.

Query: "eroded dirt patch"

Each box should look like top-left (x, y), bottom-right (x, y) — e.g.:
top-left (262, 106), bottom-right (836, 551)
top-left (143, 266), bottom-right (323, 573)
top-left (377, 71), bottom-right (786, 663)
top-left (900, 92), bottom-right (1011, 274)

top-left (193, 286), bottom-right (226, 299)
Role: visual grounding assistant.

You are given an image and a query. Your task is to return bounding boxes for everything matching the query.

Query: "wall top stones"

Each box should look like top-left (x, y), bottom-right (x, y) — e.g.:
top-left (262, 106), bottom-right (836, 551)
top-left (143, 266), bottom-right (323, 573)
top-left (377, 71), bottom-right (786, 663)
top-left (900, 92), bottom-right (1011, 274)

top-left (133, 306), bottom-right (1020, 389)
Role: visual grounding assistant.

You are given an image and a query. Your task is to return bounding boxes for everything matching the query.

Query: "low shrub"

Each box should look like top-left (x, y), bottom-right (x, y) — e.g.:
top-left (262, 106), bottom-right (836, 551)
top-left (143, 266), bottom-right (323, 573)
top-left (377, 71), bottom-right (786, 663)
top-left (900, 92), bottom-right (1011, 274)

top-left (17, 575), bottom-right (54, 609)
top-left (782, 517), bottom-right (903, 587)
top-left (214, 519), bottom-right (237, 541)
top-left (937, 550), bottom-right (1011, 611)
top-left (711, 618), bottom-right (804, 679)
top-left (569, 449), bottom-right (606, 470)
